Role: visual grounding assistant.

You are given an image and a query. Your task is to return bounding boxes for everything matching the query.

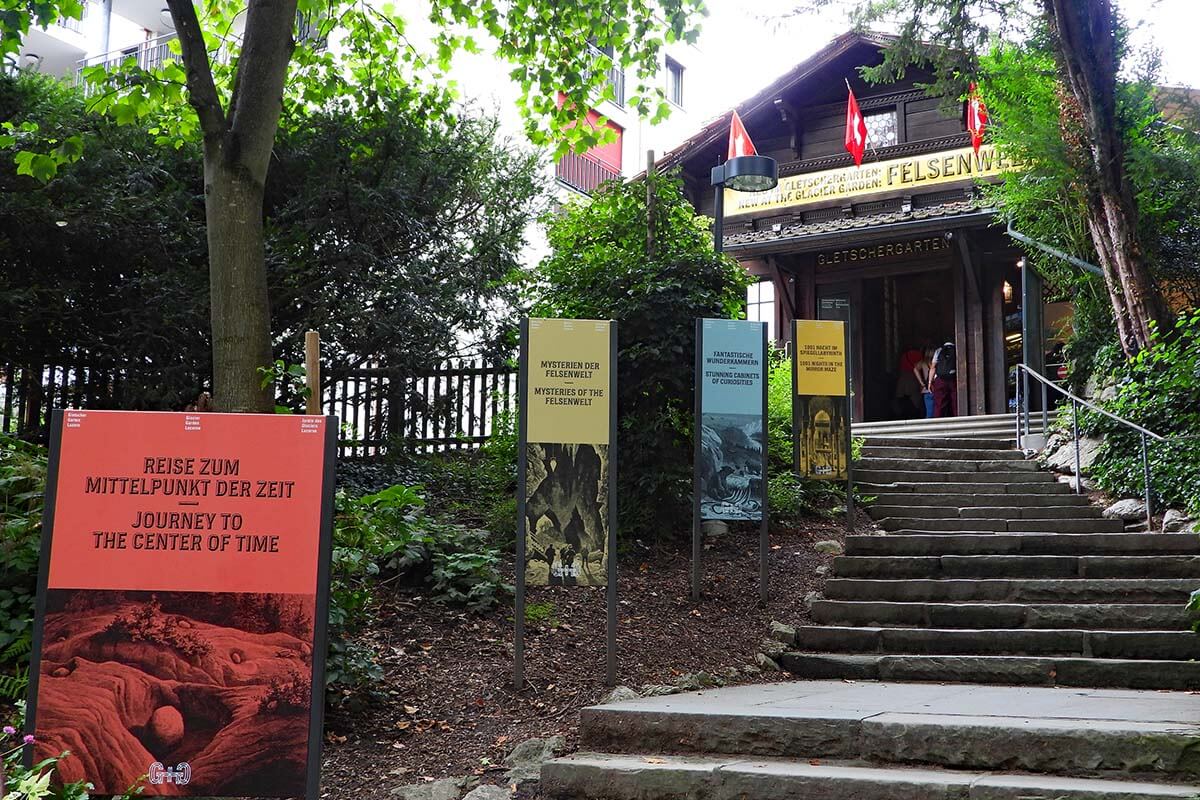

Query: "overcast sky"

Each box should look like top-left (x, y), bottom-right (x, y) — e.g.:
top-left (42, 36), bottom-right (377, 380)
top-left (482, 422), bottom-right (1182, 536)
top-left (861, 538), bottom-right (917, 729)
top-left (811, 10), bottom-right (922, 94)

top-left (682, 0), bottom-right (1199, 132)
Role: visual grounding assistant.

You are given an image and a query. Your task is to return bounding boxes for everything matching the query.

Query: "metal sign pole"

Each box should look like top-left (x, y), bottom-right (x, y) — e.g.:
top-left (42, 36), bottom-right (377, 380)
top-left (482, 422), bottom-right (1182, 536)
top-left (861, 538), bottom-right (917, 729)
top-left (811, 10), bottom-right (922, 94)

top-left (758, 321), bottom-right (770, 607)
top-left (692, 318), bottom-right (703, 603)
top-left (844, 321), bottom-right (855, 532)
top-left (606, 321), bottom-right (619, 687)
top-left (513, 319), bottom-right (529, 691)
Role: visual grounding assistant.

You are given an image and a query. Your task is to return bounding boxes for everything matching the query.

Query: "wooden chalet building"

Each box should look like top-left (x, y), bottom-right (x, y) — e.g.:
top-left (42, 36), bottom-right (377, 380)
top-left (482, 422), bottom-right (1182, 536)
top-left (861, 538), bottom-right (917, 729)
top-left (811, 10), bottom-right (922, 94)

top-left (659, 32), bottom-right (1057, 423)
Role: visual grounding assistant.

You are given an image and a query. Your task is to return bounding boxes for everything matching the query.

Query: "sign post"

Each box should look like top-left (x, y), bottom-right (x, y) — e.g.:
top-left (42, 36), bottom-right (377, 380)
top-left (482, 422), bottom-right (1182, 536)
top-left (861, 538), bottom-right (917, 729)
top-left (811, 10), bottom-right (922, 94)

top-left (514, 318), bottom-right (617, 689)
top-left (26, 409), bottom-right (336, 799)
top-left (692, 319), bottom-right (769, 604)
top-left (793, 319), bottom-right (852, 528)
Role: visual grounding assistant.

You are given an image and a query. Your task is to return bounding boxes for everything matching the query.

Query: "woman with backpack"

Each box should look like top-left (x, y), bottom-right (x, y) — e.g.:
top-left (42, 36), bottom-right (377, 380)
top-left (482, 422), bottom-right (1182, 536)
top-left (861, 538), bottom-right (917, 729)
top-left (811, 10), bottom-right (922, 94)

top-left (929, 341), bottom-right (957, 417)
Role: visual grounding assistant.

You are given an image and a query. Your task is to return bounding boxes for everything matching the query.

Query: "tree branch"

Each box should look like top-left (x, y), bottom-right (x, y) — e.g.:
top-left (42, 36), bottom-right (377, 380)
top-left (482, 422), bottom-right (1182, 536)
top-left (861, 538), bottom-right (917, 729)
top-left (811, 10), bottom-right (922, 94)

top-left (227, 0), bottom-right (299, 185)
top-left (165, 0), bottom-right (226, 141)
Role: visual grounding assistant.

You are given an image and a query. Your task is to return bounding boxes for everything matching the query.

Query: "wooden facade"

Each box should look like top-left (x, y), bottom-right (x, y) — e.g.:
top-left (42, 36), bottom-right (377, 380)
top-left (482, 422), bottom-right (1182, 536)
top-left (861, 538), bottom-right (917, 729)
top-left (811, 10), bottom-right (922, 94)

top-left (660, 32), bottom-right (1036, 422)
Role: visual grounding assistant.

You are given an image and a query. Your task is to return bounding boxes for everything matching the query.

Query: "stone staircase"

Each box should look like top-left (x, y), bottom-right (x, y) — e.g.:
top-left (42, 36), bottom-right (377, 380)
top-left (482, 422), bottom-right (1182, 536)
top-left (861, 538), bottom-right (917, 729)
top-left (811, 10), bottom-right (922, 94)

top-left (540, 426), bottom-right (1200, 799)
top-left (781, 434), bottom-right (1200, 689)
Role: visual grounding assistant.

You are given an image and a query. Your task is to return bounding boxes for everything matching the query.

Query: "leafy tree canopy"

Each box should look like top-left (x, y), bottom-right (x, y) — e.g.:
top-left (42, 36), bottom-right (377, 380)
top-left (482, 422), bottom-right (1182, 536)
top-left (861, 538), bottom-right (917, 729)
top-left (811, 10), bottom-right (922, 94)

top-left (0, 71), bottom-right (543, 409)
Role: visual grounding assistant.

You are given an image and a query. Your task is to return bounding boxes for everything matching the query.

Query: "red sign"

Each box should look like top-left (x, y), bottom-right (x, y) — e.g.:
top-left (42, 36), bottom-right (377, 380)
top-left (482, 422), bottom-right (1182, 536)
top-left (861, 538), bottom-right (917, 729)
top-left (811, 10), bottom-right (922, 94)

top-left (28, 410), bottom-right (335, 799)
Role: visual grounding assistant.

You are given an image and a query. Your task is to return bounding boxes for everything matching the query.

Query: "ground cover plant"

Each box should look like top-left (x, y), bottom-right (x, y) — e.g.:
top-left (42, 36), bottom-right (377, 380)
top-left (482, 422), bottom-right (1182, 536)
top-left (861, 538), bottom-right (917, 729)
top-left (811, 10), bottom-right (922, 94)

top-left (1079, 310), bottom-right (1200, 519)
top-left (0, 435), bottom-right (44, 702)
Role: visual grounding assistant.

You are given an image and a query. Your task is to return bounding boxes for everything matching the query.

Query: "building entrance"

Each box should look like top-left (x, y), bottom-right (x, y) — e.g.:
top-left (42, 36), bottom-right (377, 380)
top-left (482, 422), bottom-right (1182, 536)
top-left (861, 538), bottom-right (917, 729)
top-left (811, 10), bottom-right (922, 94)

top-left (861, 268), bottom-right (955, 422)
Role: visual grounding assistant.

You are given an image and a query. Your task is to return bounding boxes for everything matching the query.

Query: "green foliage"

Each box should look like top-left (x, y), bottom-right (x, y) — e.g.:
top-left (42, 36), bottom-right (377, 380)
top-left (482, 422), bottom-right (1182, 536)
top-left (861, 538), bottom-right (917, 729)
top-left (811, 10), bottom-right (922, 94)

top-left (1, 72), bottom-right (543, 409)
top-left (523, 601), bottom-right (558, 626)
top-left (1081, 311), bottom-right (1200, 519)
top-left (328, 483), bottom-right (508, 696)
top-left (530, 172), bottom-right (751, 539)
top-left (0, 435), bottom-right (43, 698)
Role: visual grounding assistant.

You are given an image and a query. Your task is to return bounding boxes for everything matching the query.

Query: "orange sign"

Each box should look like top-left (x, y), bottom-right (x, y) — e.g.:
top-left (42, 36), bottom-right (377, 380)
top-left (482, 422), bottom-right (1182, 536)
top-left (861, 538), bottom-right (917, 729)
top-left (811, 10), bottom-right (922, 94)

top-left (29, 409), bottom-right (335, 799)
top-left (46, 410), bottom-right (328, 594)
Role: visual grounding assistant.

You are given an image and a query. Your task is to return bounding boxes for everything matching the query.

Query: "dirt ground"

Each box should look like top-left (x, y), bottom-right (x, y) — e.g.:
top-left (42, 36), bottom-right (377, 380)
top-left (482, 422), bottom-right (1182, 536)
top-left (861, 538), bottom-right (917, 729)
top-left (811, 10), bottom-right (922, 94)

top-left (320, 517), bottom-right (854, 798)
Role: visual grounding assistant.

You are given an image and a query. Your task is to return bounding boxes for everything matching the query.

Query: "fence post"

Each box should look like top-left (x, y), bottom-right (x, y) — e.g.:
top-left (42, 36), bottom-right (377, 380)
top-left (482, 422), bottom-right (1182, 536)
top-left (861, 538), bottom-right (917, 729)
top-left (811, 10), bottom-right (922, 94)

top-left (1141, 432), bottom-right (1153, 531)
top-left (304, 331), bottom-right (321, 416)
top-left (1071, 398), bottom-right (1081, 495)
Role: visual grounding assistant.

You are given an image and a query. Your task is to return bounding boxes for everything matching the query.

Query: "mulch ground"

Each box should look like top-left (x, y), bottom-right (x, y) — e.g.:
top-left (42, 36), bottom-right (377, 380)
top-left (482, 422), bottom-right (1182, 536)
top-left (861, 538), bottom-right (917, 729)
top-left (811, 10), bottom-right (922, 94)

top-left (320, 516), bottom-right (856, 798)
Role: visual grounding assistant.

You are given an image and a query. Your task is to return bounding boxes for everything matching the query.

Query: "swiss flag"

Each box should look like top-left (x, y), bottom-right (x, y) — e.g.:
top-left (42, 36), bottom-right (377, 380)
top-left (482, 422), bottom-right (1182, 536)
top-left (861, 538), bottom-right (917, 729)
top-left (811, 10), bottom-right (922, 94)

top-left (844, 87), bottom-right (868, 167)
top-left (967, 82), bottom-right (989, 154)
top-left (728, 110), bottom-right (757, 159)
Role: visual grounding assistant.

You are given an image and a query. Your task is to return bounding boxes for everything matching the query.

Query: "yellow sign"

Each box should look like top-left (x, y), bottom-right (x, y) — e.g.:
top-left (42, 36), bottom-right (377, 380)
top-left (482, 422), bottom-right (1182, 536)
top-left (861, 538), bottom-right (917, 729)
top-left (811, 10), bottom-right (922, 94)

top-left (725, 144), bottom-right (1022, 218)
top-left (794, 320), bottom-right (846, 397)
top-left (526, 318), bottom-right (611, 445)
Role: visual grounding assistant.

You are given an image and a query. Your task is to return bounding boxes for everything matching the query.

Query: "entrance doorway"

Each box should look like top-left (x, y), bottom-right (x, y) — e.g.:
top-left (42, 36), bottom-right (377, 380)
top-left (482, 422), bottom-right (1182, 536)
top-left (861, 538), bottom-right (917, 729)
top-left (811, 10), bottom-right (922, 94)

top-left (861, 269), bottom-right (955, 422)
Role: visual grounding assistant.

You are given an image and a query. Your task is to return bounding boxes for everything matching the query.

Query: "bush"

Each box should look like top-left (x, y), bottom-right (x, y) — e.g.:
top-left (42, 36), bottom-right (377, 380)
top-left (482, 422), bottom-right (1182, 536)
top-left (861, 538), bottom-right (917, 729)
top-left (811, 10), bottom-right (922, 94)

top-left (530, 171), bottom-right (750, 540)
top-left (328, 483), bottom-right (509, 697)
top-left (0, 436), bottom-right (44, 701)
top-left (1081, 310), bottom-right (1200, 518)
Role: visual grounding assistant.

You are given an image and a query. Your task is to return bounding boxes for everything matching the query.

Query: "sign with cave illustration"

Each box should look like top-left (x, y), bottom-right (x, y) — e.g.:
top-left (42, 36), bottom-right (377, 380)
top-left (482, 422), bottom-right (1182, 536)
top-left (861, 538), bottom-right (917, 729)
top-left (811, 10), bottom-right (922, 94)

top-left (794, 319), bottom-right (849, 480)
top-left (697, 319), bottom-right (767, 521)
top-left (522, 318), bottom-right (613, 587)
top-left (27, 409), bottom-right (336, 799)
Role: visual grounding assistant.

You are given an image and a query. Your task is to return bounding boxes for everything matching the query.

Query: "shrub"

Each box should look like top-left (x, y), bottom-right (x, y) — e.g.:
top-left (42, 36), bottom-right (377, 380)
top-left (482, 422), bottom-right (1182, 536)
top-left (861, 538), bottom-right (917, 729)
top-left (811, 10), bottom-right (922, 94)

top-left (328, 483), bottom-right (509, 697)
top-left (102, 599), bottom-right (213, 659)
top-left (0, 436), bottom-right (45, 701)
top-left (529, 171), bottom-right (750, 540)
top-left (1081, 310), bottom-right (1200, 518)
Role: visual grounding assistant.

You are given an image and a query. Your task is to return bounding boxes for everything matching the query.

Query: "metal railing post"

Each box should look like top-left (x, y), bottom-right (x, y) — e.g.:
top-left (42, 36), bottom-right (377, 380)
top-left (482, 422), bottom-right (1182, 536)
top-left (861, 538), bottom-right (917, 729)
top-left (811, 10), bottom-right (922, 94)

top-left (1040, 380), bottom-right (1049, 436)
top-left (1141, 432), bottom-right (1153, 531)
top-left (1015, 367), bottom-right (1022, 449)
top-left (1071, 398), bottom-right (1081, 495)
top-left (1022, 368), bottom-right (1030, 437)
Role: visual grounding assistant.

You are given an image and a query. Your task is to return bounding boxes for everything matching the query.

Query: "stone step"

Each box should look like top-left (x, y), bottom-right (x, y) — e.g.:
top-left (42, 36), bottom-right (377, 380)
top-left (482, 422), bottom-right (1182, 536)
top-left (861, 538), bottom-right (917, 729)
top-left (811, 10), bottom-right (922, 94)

top-left (858, 457), bottom-right (1041, 473)
top-left (862, 436), bottom-right (1019, 450)
top-left (861, 492), bottom-right (1095, 508)
top-left (857, 470), bottom-right (1058, 484)
top-left (844, 533), bottom-right (1200, 557)
top-left (832, 555), bottom-right (1200, 579)
top-left (862, 480), bottom-right (1075, 495)
top-left (811, 600), bottom-right (1200, 630)
top-left (793, 625), bottom-right (1200, 660)
top-left (823, 577), bottom-right (1197, 604)
top-left (867, 504), bottom-right (1103, 520)
top-left (542, 753), bottom-right (1200, 800)
top-left (877, 517), bottom-right (1126, 533)
top-left (855, 413), bottom-right (1036, 441)
top-left (862, 445), bottom-right (1025, 461)
top-left (781, 652), bottom-right (1200, 690)
top-left (576, 680), bottom-right (1200, 777)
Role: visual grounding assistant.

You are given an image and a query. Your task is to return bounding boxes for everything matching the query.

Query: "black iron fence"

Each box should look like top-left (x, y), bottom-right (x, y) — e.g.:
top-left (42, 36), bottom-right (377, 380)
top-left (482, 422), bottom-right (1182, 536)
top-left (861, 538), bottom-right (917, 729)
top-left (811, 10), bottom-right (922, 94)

top-left (1, 359), bottom-right (518, 458)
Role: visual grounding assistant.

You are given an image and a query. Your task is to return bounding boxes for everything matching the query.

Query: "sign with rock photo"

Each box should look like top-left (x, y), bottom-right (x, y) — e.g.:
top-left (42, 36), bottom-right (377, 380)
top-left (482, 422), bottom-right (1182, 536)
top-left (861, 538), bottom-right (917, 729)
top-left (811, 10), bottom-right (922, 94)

top-left (794, 320), bottom-right (849, 481)
top-left (521, 318), bottom-right (614, 587)
top-left (697, 319), bottom-right (767, 521)
top-left (26, 410), bottom-right (336, 799)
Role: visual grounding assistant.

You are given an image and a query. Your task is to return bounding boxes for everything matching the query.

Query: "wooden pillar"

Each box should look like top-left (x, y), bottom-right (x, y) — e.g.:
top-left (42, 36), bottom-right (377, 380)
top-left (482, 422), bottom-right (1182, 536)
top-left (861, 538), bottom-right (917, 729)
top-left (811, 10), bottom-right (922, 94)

top-left (953, 256), bottom-right (969, 416)
top-left (797, 259), bottom-right (816, 321)
top-left (985, 268), bottom-right (1007, 413)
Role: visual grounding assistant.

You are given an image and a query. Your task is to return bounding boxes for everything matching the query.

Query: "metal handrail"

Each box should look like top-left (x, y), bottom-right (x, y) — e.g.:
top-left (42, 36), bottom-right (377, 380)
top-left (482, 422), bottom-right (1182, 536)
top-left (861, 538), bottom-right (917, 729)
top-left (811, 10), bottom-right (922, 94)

top-left (1015, 363), bottom-right (1166, 531)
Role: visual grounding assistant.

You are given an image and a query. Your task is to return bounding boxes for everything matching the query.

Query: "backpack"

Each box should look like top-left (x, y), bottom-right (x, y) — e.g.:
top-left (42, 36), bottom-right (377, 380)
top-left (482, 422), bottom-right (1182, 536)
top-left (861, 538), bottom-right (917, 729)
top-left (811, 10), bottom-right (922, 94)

top-left (935, 343), bottom-right (956, 378)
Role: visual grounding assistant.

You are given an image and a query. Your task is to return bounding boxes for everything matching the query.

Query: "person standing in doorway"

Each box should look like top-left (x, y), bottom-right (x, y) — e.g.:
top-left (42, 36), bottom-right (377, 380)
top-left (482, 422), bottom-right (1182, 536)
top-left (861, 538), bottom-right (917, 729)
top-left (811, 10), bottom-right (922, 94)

top-left (914, 347), bottom-right (935, 418)
top-left (929, 340), bottom-right (958, 417)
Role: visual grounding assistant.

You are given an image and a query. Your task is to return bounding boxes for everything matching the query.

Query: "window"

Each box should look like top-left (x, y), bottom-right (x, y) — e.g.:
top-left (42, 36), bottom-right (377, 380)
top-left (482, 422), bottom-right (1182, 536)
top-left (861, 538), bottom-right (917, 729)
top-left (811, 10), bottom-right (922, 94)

top-left (747, 280), bottom-right (775, 341)
top-left (864, 109), bottom-right (898, 147)
top-left (665, 57), bottom-right (684, 107)
top-left (587, 41), bottom-right (625, 107)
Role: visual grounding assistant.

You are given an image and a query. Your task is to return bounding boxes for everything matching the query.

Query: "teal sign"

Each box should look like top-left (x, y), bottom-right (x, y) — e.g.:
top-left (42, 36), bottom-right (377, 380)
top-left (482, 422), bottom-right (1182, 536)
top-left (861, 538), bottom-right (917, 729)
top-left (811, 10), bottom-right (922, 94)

top-left (697, 319), bottom-right (766, 521)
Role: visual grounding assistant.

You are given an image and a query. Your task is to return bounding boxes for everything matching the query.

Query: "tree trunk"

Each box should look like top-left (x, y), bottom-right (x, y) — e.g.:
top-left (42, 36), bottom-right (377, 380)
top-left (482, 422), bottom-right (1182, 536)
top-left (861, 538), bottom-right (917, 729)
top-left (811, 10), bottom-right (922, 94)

top-left (166, 0), bottom-right (298, 412)
top-left (1044, 0), bottom-right (1172, 356)
top-left (205, 142), bottom-right (275, 412)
